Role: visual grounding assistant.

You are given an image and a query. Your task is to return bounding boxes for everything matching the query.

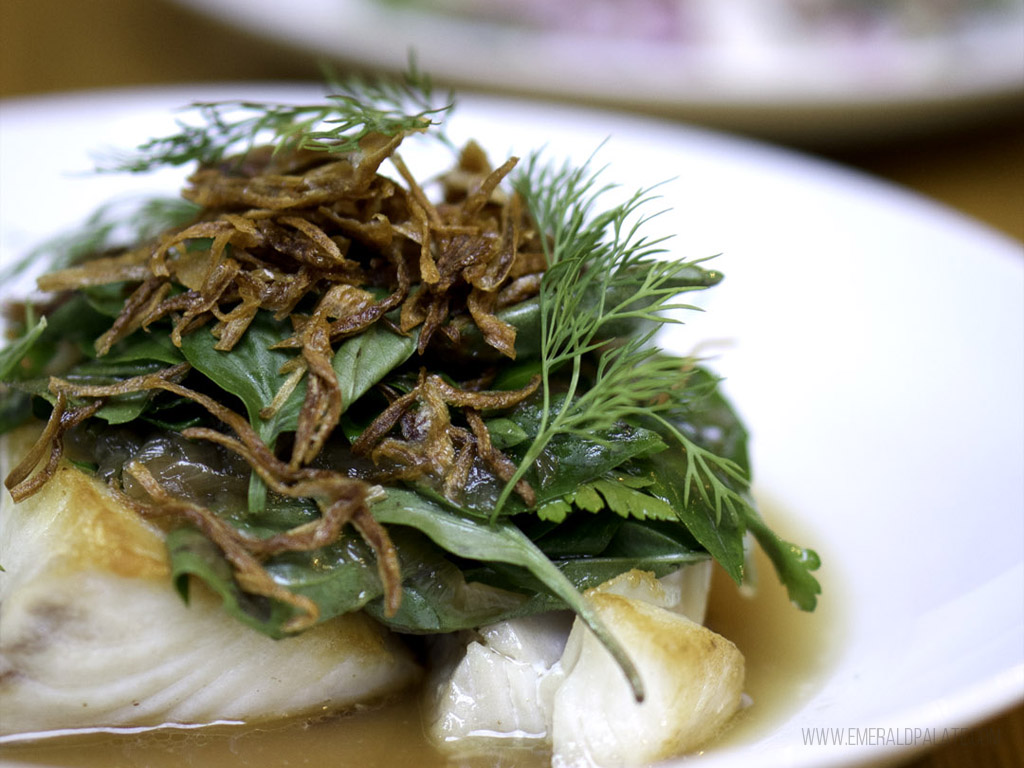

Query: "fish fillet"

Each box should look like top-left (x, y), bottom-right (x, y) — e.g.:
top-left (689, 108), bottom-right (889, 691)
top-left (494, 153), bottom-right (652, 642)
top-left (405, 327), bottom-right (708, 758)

top-left (0, 428), bottom-right (420, 739)
top-left (426, 564), bottom-right (744, 766)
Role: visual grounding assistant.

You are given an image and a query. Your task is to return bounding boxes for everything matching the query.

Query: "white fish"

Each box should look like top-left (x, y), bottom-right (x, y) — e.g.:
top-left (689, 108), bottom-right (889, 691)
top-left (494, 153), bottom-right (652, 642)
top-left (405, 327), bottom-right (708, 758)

top-left (426, 563), bottom-right (744, 766)
top-left (426, 611), bottom-right (574, 749)
top-left (0, 430), bottom-right (421, 739)
top-left (551, 570), bottom-right (745, 767)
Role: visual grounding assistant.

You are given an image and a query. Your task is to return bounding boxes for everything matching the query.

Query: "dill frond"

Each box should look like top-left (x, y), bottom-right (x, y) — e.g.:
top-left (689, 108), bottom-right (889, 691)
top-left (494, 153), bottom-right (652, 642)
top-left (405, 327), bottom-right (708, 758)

top-left (103, 65), bottom-right (454, 173)
top-left (497, 150), bottom-right (745, 523)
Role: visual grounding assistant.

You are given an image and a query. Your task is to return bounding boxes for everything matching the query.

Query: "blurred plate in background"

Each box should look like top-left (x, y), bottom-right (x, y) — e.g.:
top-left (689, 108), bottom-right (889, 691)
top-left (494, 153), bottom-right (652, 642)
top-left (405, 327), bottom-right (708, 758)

top-left (171, 0), bottom-right (1024, 144)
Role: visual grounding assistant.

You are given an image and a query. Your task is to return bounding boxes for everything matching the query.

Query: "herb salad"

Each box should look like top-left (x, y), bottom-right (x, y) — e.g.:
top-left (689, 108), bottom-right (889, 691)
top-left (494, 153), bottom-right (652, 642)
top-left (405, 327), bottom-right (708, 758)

top-left (0, 71), bottom-right (820, 706)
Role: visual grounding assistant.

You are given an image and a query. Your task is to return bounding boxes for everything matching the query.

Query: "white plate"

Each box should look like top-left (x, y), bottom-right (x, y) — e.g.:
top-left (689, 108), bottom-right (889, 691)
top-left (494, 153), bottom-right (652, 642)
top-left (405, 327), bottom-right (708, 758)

top-left (169, 0), bottom-right (1024, 143)
top-left (0, 85), bottom-right (1021, 768)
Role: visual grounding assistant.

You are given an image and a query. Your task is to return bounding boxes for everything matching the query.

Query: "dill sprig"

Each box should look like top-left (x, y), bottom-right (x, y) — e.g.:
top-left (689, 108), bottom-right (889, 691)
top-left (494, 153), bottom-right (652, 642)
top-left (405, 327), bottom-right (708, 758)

top-left (499, 150), bottom-right (749, 523)
top-left (0, 195), bottom-right (200, 286)
top-left (104, 64), bottom-right (453, 173)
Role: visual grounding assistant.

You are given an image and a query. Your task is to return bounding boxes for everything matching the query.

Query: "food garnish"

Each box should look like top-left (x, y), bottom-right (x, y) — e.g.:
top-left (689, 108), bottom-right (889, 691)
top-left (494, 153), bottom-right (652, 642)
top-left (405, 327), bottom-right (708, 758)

top-left (0, 69), bottom-right (820, 727)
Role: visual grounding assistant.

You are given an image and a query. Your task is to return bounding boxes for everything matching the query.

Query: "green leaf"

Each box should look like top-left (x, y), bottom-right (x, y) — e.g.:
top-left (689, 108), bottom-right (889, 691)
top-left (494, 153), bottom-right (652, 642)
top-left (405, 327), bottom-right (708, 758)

top-left (594, 477), bottom-right (677, 519)
top-left (601, 518), bottom-right (704, 560)
top-left (179, 311), bottom-right (298, 440)
top-left (105, 64), bottom-right (453, 173)
top-left (167, 522), bottom-right (388, 638)
top-left (181, 312), bottom-right (420, 513)
top-left (91, 330), bottom-right (185, 365)
top-left (572, 484), bottom-right (604, 513)
top-left (363, 529), bottom-right (527, 633)
top-left (0, 316), bottom-right (47, 381)
top-left (11, 358), bottom-right (173, 425)
top-left (333, 322), bottom-right (417, 412)
top-left (179, 312), bottom-right (298, 512)
top-left (640, 446), bottom-right (747, 585)
top-left (263, 536), bottom-right (387, 620)
top-left (371, 486), bottom-right (646, 700)
top-left (546, 474), bottom-right (679, 523)
top-left (183, 311), bottom-right (416, 443)
top-left (526, 510), bottom-right (624, 558)
top-left (482, 416), bottom-right (529, 450)
top-left (167, 526), bottom-right (297, 638)
top-left (665, 366), bottom-right (751, 474)
top-left (492, 150), bottom-right (725, 517)
top-left (742, 508), bottom-right (822, 611)
top-left (536, 498), bottom-right (572, 523)
top-left (446, 409), bottom-right (668, 518)
top-left (0, 295), bottom-right (149, 390)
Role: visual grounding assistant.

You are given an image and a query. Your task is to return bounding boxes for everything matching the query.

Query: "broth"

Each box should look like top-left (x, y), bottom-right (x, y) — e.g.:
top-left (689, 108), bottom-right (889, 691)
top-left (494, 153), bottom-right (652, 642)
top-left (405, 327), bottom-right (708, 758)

top-left (0, 509), bottom-right (838, 768)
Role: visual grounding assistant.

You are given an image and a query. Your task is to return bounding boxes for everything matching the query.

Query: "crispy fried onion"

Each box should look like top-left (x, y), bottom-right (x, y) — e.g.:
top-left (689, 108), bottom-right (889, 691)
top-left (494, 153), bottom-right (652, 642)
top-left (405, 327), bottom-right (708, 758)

top-left (393, 151), bottom-right (535, 356)
top-left (4, 392), bottom-right (104, 503)
top-left (352, 369), bottom-right (540, 506)
top-left (5, 362), bottom-right (400, 633)
top-left (36, 138), bottom-right (546, 476)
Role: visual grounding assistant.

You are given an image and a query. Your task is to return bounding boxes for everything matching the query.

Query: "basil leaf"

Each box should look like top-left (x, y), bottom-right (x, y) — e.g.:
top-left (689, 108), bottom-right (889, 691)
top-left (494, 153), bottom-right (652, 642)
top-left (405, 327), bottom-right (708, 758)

top-left (448, 406), bottom-right (668, 518)
top-left (371, 486), bottom-right (646, 699)
top-left (181, 312), bottom-right (419, 512)
top-left (363, 528), bottom-right (527, 633)
top-left (12, 359), bottom-right (172, 425)
top-left (179, 311), bottom-right (299, 442)
top-left (167, 526), bottom-right (297, 638)
top-left (333, 322), bottom-right (417, 412)
top-left (602, 518), bottom-right (704, 559)
top-left (484, 416), bottom-right (529, 450)
top-left (168, 524), bottom-right (387, 638)
top-left (182, 312), bottom-right (417, 444)
top-left (94, 329), bottom-right (184, 365)
top-left (179, 312), bottom-right (301, 512)
top-left (167, 505), bottom-right (531, 637)
top-left (670, 366), bottom-right (751, 474)
top-left (263, 535), bottom-right (386, 620)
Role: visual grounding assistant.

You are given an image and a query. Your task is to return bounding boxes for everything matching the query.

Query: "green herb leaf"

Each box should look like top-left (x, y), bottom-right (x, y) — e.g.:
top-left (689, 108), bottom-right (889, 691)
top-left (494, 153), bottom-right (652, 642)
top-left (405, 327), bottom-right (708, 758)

top-left (444, 404), bottom-right (668, 519)
top-left (639, 446), bottom-right (747, 585)
top-left (96, 331), bottom-right (185, 366)
top-left (0, 316), bottom-right (47, 381)
top-left (363, 529), bottom-right (528, 633)
top-left (179, 311), bottom-right (297, 439)
top-left (104, 65), bottom-right (453, 173)
top-left (742, 509), bottom-right (822, 611)
top-left (538, 473), bottom-right (678, 523)
top-left (0, 196), bottom-right (199, 286)
top-left (372, 486), bottom-right (647, 700)
top-left (494, 151), bottom-right (722, 518)
top-left (11, 358), bottom-right (173, 425)
top-left (179, 312), bottom-right (301, 512)
top-left (167, 526), bottom-right (297, 638)
top-left (333, 322), bottom-right (417, 411)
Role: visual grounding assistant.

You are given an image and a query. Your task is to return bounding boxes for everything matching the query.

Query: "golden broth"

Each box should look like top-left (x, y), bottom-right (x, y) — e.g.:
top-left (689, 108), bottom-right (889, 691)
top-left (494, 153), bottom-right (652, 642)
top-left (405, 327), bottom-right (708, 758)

top-left (0, 509), bottom-right (839, 768)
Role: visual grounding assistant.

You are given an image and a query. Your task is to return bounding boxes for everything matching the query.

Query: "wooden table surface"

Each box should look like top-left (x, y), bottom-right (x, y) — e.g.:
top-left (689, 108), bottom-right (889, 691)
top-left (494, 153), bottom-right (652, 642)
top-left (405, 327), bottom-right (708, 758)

top-left (1, 2), bottom-right (1021, 767)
